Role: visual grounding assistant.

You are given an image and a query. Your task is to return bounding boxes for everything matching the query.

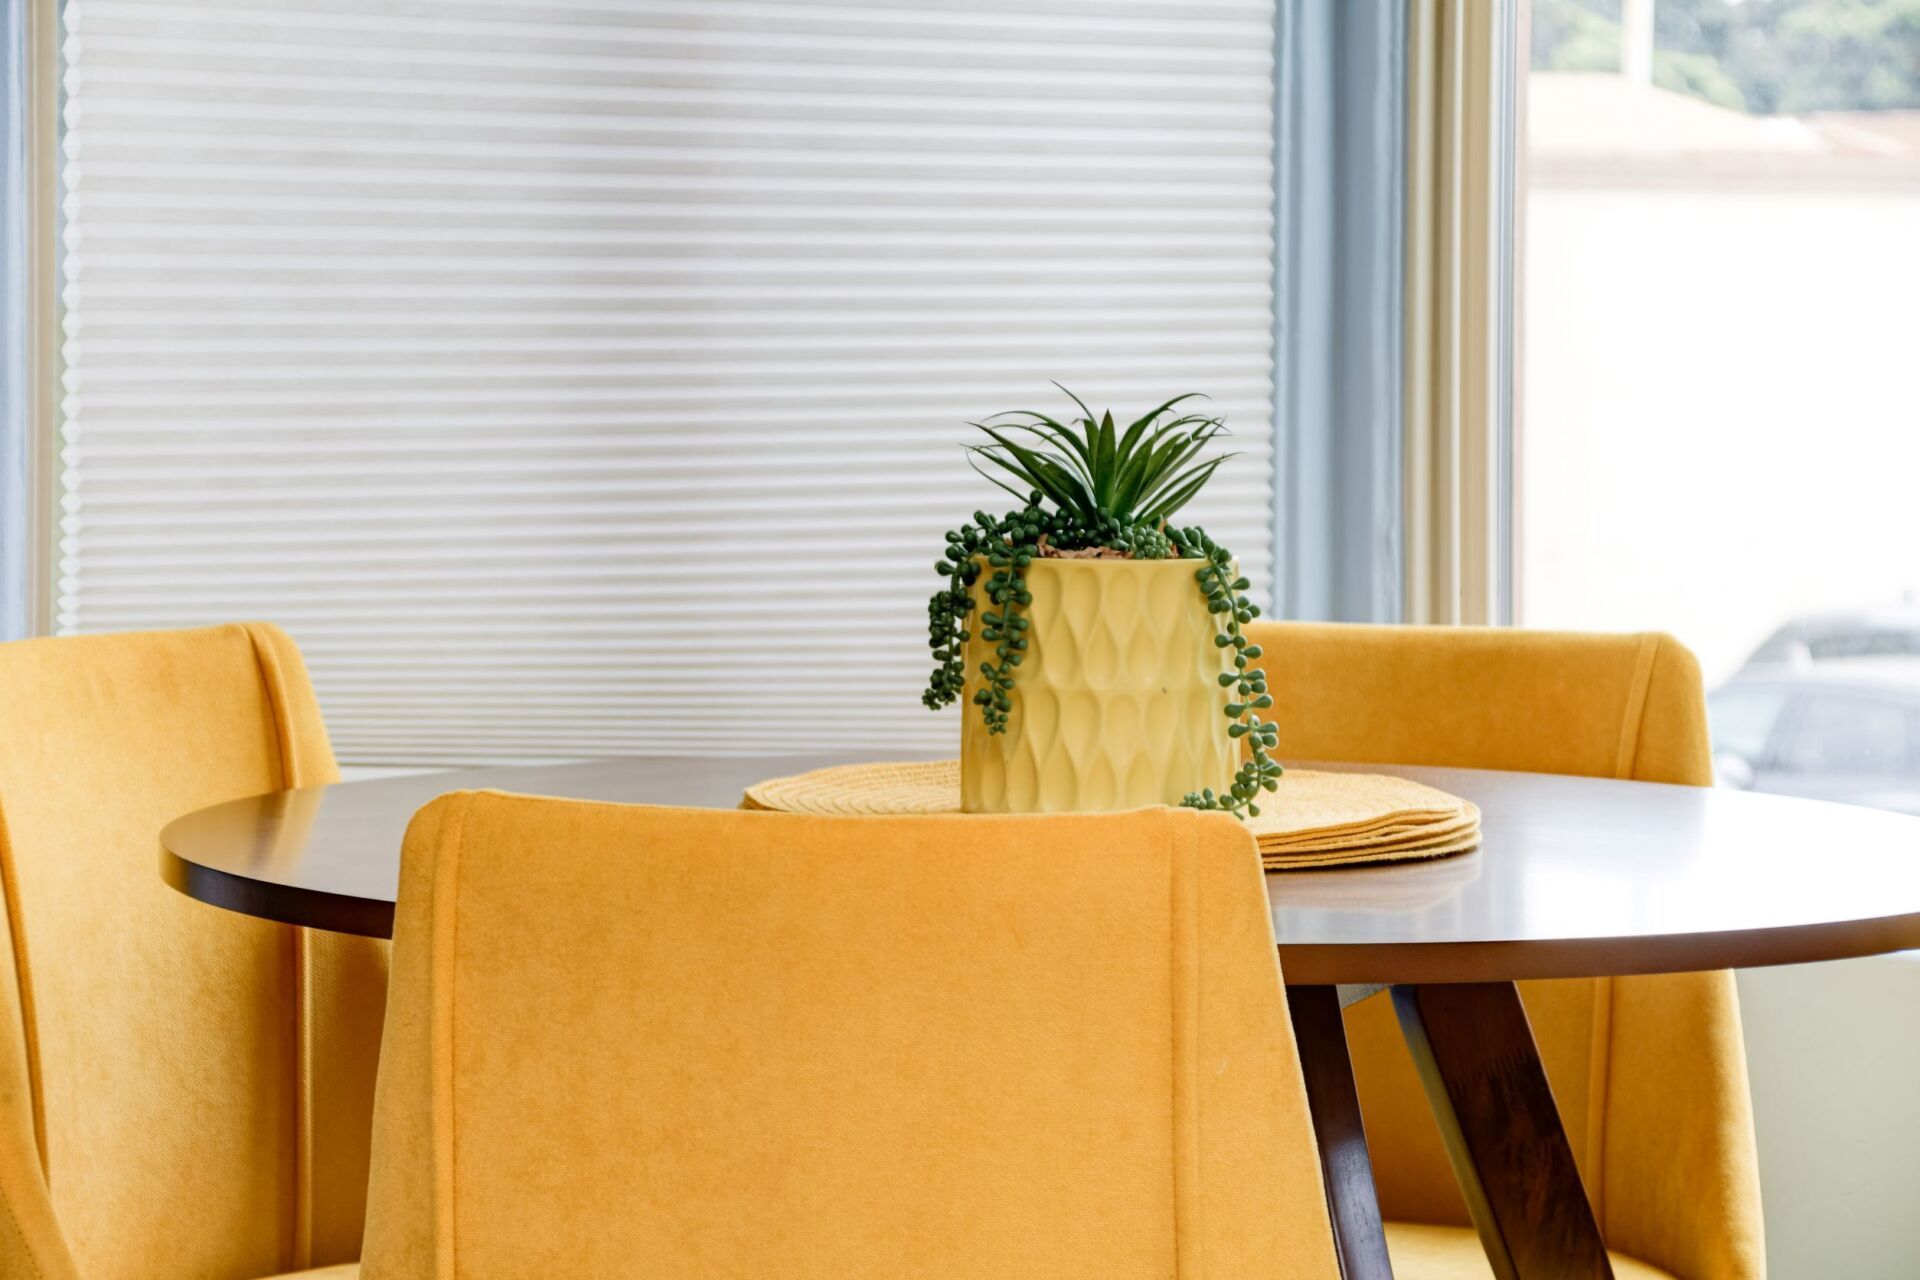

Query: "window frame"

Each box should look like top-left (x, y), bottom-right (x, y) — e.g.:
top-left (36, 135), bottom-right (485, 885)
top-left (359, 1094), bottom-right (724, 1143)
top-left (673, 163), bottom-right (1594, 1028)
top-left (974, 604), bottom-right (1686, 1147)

top-left (2, 0), bottom-right (59, 641)
top-left (1271, 0), bottom-right (1410, 624)
top-left (1401, 0), bottom-right (1522, 627)
top-left (1273, 0), bottom-right (1522, 627)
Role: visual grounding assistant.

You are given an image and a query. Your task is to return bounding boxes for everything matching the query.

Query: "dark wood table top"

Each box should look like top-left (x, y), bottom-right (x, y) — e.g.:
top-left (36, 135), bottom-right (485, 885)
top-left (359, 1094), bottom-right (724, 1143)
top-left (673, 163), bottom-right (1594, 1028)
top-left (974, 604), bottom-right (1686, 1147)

top-left (160, 753), bottom-right (1920, 983)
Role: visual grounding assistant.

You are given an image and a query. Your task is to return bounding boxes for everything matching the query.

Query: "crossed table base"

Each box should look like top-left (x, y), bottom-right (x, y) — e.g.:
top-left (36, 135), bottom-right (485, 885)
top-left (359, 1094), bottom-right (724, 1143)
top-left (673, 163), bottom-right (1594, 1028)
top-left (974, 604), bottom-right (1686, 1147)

top-left (160, 753), bottom-right (1920, 1280)
top-left (1291, 982), bottom-right (1610, 1280)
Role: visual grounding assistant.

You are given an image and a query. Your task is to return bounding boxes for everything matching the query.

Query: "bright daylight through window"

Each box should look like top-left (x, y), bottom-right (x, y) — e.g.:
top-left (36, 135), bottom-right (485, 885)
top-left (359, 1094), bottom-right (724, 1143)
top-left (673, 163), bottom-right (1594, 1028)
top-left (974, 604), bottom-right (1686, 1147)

top-left (1522, 0), bottom-right (1920, 812)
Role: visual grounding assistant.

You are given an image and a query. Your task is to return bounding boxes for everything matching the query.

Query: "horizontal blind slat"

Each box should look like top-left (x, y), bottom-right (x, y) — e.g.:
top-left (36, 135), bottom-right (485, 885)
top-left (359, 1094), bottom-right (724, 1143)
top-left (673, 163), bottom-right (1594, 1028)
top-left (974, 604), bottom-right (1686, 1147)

top-left (60, 0), bottom-right (1279, 766)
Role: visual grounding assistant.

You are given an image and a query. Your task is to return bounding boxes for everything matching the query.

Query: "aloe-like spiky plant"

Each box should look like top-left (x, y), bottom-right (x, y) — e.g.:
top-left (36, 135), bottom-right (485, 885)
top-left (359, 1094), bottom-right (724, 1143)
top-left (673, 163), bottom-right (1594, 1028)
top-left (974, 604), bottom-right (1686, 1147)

top-left (922, 387), bottom-right (1281, 819)
top-left (966, 390), bottom-right (1236, 529)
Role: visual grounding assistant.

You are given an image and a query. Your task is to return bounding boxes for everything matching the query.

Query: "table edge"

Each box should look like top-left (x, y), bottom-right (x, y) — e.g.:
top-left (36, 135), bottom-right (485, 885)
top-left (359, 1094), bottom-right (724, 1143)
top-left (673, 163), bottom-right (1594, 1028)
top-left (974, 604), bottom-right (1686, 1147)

top-left (1276, 911), bottom-right (1920, 984)
top-left (158, 761), bottom-right (1920, 970)
top-left (159, 847), bottom-right (396, 939)
top-left (159, 826), bottom-right (1920, 974)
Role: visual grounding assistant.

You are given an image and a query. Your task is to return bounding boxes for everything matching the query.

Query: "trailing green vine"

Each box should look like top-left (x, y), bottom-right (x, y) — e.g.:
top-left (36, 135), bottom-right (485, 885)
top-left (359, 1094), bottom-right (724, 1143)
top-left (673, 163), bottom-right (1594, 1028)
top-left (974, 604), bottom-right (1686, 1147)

top-left (920, 389), bottom-right (1283, 820)
top-left (1171, 526), bottom-right (1283, 818)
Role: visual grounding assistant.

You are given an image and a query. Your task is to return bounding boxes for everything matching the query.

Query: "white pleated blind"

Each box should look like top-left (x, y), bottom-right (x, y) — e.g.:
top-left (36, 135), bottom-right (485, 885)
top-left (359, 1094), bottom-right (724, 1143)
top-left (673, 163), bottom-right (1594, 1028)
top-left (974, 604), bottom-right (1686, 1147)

top-left (58, 0), bottom-right (1279, 765)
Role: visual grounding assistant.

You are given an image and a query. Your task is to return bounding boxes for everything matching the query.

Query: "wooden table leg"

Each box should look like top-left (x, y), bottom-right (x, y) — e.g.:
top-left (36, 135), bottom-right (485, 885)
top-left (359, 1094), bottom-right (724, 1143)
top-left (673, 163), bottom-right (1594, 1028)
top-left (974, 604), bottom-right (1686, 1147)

top-left (1288, 984), bottom-right (1395, 1280)
top-left (1391, 982), bottom-right (1612, 1280)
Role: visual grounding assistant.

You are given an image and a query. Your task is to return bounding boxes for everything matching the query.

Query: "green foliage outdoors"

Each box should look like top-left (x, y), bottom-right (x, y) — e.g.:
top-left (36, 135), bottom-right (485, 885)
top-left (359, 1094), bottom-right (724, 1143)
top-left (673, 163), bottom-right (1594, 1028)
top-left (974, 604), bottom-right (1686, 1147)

top-left (921, 389), bottom-right (1282, 819)
top-left (1534, 0), bottom-right (1920, 114)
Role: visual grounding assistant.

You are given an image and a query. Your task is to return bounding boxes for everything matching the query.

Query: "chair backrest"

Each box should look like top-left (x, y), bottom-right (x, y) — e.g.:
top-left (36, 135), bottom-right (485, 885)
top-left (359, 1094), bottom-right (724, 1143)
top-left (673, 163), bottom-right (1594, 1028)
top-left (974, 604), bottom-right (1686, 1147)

top-left (360, 793), bottom-right (1340, 1280)
top-left (1251, 621), bottom-right (1712, 786)
top-left (0, 624), bottom-right (388, 1279)
top-left (1246, 622), bottom-right (1760, 1280)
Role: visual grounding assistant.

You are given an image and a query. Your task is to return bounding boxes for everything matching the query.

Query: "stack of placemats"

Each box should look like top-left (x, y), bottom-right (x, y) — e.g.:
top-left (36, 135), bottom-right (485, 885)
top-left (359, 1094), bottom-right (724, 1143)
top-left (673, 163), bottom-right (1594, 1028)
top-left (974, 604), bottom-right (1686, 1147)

top-left (1238, 770), bottom-right (1479, 868)
top-left (743, 760), bottom-right (1478, 871)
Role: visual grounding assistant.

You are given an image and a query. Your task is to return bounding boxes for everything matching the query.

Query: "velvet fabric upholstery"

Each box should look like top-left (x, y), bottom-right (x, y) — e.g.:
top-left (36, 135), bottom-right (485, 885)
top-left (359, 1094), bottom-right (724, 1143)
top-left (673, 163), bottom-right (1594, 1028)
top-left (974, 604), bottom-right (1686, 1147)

top-left (1247, 621), bottom-right (1764, 1280)
top-left (359, 794), bottom-right (1341, 1279)
top-left (0, 625), bottom-right (387, 1279)
top-left (1383, 1222), bottom-right (1673, 1279)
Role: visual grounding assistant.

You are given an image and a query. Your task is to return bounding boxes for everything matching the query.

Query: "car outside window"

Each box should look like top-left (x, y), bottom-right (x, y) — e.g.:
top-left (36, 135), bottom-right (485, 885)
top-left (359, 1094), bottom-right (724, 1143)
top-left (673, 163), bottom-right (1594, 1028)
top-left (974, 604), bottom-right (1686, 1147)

top-left (1709, 687), bottom-right (1790, 766)
top-left (1778, 696), bottom-right (1916, 777)
top-left (1807, 633), bottom-right (1920, 662)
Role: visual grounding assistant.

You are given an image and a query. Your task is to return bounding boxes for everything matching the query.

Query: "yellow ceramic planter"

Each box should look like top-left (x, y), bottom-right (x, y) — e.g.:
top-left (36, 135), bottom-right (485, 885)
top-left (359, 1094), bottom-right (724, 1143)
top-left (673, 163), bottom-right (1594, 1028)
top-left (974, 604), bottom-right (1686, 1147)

top-left (960, 557), bottom-right (1236, 813)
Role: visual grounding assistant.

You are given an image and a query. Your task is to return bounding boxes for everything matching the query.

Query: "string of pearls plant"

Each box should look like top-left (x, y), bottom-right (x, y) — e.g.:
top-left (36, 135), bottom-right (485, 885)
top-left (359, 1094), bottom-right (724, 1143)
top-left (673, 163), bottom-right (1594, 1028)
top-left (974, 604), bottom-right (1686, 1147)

top-left (921, 389), bottom-right (1283, 819)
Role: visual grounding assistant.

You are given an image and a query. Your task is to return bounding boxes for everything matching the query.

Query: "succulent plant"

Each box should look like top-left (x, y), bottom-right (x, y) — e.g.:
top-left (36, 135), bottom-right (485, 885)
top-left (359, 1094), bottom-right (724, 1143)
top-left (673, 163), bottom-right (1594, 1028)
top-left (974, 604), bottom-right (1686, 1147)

top-left (922, 388), bottom-right (1280, 819)
top-left (966, 389), bottom-right (1236, 528)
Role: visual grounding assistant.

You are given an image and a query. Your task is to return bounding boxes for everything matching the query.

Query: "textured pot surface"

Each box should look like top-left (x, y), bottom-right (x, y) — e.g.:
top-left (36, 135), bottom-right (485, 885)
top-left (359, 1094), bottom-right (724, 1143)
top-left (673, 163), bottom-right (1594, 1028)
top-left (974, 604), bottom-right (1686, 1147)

top-left (959, 557), bottom-right (1235, 813)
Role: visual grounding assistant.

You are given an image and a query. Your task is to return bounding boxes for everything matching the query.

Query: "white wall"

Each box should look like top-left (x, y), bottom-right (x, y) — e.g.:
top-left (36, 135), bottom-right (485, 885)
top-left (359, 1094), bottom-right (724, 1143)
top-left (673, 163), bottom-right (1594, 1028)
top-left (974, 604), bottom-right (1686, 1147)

top-left (1740, 958), bottom-right (1920, 1278)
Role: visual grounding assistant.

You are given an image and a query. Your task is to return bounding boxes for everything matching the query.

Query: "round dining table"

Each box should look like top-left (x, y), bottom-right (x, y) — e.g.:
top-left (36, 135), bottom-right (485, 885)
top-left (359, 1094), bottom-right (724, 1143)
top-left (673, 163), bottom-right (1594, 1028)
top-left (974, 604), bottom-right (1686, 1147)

top-left (162, 754), bottom-right (1920, 1280)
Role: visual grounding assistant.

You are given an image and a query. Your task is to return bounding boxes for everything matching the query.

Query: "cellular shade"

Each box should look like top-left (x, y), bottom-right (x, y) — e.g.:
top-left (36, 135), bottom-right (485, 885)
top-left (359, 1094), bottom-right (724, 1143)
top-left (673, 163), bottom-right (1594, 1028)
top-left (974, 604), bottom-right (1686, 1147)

top-left (58, 0), bottom-right (1279, 764)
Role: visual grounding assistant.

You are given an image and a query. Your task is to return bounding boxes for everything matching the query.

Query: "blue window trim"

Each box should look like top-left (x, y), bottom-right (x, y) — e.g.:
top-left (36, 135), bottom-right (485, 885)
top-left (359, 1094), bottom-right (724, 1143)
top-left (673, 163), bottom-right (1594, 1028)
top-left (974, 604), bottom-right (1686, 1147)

top-left (1271, 0), bottom-right (1406, 624)
top-left (1, 0), bottom-right (29, 642)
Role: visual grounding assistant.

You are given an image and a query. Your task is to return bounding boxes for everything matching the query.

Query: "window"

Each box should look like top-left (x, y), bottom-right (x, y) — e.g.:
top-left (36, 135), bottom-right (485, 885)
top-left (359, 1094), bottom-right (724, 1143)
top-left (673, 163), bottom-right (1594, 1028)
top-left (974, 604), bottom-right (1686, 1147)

top-left (1778, 695), bottom-right (1917, 778)
top-left (53, 0), bottom-right (1283, 765)
top-left (1520, 0), bottom-right (1920, 810)
top-left (0, 3), bottom-right (25, 641)
top-left (1708, 684), bottom-right (1789, 763)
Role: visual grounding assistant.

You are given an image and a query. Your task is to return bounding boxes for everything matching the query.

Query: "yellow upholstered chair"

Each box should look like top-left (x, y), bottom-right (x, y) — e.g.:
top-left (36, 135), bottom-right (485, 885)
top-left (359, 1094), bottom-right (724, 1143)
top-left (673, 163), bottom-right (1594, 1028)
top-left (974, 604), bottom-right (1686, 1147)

top-left (359, 794), bottom-right (1341, 1279)
top-left (0, 624), bottom-right (386, 1280)
top-left (1247, 621), bottom-right (1764, 1280)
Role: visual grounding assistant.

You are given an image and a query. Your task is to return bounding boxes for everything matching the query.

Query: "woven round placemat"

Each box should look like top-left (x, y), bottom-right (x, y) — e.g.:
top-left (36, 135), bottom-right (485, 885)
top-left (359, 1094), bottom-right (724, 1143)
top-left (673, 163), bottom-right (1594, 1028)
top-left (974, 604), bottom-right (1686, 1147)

top-left (741, 760), bottom-right (959, 816)
top-left (743, 759), bottom-right (1479, 869)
